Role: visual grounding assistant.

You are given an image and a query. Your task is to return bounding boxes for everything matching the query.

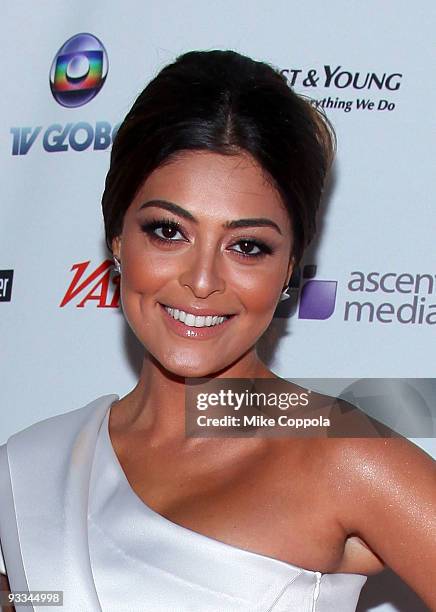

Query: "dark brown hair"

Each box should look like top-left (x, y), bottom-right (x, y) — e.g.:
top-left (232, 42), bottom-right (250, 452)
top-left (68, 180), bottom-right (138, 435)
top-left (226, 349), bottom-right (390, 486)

top-left (102, 49), bottom-right (335, 269)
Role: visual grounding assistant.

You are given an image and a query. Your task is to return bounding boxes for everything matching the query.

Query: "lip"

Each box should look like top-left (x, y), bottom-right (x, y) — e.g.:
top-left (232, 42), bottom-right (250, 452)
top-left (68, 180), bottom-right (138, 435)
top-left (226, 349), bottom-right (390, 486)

top-left (159, 303), bottom-right (236, 340)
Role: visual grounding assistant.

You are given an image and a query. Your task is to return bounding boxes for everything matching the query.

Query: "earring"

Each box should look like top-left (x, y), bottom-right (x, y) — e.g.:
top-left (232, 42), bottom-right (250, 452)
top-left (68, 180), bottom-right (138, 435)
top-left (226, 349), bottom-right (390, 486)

top-left (280, 286), bottom-right (290, 301)
top-left (113, 256), bottom-right (121, 274)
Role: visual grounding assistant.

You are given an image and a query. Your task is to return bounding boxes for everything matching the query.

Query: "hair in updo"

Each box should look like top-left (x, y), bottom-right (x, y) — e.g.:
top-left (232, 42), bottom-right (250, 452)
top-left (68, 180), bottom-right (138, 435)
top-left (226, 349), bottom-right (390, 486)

top-left (102, 49), bottom-right (335, 268)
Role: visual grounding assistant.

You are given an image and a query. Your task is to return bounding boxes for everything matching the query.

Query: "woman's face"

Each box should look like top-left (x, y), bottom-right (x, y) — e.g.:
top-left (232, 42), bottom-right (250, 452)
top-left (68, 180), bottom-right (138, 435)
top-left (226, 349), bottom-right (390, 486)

top-left (113, 150), bottom-right (294, 377)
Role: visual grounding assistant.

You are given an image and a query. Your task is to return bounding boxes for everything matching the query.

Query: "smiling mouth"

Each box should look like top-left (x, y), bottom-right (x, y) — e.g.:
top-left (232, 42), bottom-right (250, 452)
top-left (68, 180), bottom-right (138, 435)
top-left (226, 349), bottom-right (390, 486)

top-left (159, 303), bottom-right (235, 328)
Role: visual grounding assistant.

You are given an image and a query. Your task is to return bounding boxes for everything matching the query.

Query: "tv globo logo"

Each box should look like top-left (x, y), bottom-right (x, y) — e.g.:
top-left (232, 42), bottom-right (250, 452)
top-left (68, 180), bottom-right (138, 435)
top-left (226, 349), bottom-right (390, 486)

top-left (49, 33), bottom-right (108, 108)
top-left (10, 33), bottom-right (118, 155)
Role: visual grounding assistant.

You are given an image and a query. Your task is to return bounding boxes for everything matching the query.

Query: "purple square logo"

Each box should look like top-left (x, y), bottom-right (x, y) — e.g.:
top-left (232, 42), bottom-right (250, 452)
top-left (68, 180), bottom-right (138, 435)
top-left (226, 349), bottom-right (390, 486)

top-left (298, 279), bottom-right (337, 320)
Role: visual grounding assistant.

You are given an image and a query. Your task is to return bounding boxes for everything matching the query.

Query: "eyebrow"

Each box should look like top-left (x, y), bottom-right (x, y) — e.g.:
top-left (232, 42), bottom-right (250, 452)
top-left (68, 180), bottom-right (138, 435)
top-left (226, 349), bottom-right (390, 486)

top-left (138, 199), bottom-right (283, 235)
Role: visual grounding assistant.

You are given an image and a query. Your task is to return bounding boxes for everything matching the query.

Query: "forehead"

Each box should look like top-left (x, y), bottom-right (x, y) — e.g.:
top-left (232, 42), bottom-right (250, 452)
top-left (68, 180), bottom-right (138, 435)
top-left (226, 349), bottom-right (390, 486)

top-left (131, 150), bottom-right (289, 224)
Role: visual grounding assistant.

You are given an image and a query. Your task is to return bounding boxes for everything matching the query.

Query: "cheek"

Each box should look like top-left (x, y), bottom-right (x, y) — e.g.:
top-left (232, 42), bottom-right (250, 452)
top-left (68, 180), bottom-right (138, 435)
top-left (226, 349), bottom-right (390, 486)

top-left (227, 266), bottom-right (284, 316)
top-left (120, 238), bottom-right (179, 294)
top-left (116, 237), bottom-right (175, 336)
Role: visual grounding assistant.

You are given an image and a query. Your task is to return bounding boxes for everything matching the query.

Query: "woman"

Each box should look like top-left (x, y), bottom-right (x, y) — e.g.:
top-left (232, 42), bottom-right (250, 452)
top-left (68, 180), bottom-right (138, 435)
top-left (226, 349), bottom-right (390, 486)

top-left (0, 50), bottom-right (435, 611)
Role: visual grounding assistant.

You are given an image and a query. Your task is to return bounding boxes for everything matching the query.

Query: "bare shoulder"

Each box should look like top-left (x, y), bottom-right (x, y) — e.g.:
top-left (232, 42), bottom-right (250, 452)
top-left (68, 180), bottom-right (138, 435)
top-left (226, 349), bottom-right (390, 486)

top-left (324, 435), bottom-right (436, 608)
top-left (265, 378), bottom-right (435, 594)
top-left (324, 433), bottom-right (436, 491)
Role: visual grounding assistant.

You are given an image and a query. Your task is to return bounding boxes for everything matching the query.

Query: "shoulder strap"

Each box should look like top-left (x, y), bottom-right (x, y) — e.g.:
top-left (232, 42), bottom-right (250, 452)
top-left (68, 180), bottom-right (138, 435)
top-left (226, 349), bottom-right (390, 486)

top-left (0, 443), bottom-right (33, 610)
top-left (1, 395), bottom-right (118, 611)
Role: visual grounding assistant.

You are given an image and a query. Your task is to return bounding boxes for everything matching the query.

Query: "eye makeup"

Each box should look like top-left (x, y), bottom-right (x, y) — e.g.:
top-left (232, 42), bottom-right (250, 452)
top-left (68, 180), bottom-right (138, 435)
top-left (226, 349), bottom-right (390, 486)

top-left (139, 216), bottom-right (276, 260)
top-left (140, 217), bottom-right (185, 243)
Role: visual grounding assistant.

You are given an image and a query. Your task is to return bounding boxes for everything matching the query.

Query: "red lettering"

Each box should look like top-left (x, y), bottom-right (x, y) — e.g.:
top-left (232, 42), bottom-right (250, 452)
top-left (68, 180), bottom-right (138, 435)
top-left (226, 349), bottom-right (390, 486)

top-left (60, 260), bottom-right (119, 307)
top-left (108, 274), bottom-right (120, 308)
top-left (76, 271), bottom-right (110, 307)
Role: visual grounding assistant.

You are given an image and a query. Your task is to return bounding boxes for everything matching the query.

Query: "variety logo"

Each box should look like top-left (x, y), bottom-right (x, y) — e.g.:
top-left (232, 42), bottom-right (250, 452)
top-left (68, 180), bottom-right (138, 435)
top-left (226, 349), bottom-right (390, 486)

top-left (49, 33), bottom-right (108, 108)
top-left (0, 270), bottom-right (14, 302)
top-left (60, 260), bottom-right (119, 308)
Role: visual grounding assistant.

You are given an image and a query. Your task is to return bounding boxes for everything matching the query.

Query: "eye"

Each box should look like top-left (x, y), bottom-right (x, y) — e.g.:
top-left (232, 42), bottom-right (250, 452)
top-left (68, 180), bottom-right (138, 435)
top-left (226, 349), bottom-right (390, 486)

top-left (229, 239), bottom-right (273, 259)
top-left (140, 219), bottom-right (274, 259)
top-left (140, 218), bottom-right (187, 243)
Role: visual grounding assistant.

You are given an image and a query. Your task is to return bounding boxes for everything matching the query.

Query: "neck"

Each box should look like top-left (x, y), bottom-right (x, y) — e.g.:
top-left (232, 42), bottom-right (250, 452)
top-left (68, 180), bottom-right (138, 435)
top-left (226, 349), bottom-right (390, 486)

top-left (118, 346), bottom-right (274, 444)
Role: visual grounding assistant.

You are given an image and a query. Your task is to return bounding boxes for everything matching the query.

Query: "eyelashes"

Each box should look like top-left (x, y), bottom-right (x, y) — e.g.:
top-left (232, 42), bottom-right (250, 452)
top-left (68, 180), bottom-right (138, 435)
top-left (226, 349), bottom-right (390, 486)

top-left (139, 217), bottom-right (274, 259)
top-left (140, 217), bottom-right (184, 242)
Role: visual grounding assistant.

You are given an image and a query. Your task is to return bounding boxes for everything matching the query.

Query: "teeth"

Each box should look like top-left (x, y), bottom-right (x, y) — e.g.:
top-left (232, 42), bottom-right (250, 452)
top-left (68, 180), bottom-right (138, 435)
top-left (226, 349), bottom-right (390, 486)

top-left (185, 313), bottom-right (196, 326)
top-left (164, 306), bottom-right (229, 327)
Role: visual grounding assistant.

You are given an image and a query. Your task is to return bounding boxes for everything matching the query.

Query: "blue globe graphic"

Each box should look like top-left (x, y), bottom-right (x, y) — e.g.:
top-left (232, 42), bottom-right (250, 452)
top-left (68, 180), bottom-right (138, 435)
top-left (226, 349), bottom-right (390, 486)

top-left (49, 33), bottom-right (108, 108)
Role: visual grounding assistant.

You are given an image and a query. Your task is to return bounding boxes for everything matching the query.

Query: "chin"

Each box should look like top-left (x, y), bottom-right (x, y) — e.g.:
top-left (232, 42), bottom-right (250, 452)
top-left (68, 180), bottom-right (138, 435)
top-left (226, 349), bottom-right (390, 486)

top-left (155, 349), bottom-right (235, 379)
top-left (164, 359), bottom-right (221, 379)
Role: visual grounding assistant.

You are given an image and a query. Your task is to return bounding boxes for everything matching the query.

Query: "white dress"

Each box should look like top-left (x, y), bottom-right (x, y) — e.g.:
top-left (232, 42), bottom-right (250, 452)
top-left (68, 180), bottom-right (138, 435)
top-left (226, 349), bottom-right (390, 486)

top-left (0, 395), bottom-right (368, 611)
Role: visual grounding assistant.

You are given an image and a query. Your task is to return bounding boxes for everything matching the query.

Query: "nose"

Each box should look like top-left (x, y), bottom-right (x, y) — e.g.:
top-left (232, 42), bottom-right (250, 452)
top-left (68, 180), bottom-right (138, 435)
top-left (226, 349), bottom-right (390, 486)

top-left (178, 240), bottom-right (226, 299)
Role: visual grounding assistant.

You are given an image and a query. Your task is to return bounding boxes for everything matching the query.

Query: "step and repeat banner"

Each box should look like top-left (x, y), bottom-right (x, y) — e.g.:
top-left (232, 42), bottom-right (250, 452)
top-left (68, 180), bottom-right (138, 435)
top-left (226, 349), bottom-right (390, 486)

top-left (1, 1), bottom-right (434, 610)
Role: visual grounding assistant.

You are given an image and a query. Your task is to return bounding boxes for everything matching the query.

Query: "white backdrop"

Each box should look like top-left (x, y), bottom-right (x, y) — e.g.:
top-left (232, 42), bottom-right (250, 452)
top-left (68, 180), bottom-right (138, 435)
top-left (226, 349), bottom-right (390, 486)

top-left (1, 1), bottom-right (435, 610)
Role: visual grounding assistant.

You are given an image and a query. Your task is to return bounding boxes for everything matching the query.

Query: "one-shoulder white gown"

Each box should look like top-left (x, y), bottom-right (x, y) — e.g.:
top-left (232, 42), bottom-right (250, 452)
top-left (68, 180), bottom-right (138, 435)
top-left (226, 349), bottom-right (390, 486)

top-left (0, 395), bottom-right (368, 611)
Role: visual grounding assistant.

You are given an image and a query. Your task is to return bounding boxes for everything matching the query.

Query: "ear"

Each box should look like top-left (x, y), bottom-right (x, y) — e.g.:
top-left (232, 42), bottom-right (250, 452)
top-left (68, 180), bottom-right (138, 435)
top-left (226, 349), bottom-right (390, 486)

top-left (285, 256), bottom-right (296, 287)
top-left (111, 236), bottom-right (121, 259)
